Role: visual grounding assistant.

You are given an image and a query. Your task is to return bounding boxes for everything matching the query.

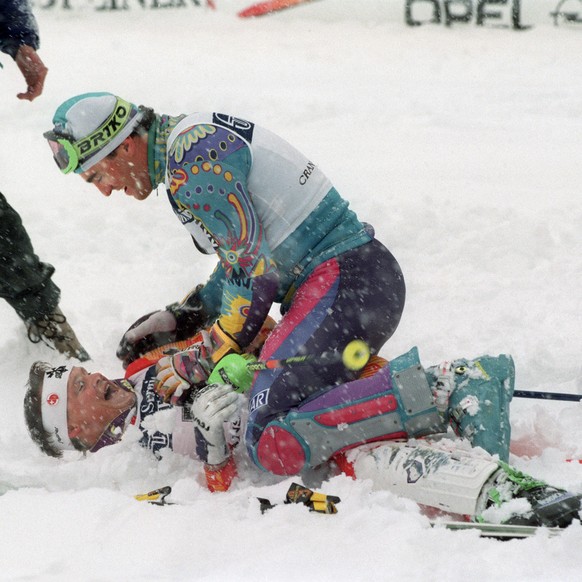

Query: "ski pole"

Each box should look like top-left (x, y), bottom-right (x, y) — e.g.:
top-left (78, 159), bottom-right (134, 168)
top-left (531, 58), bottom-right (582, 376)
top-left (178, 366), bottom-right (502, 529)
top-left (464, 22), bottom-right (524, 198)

top-left (246, 339), bottom-right (371, 372)
top-left (208, 340), bottom-right (371, 394)
top-left (514, 390), bottom-right (582, 403)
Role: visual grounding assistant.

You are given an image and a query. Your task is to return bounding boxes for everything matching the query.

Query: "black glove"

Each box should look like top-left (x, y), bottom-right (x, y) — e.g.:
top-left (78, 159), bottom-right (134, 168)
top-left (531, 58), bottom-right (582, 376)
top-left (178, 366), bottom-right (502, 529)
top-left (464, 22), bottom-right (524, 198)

top-left (116, 285), bottom-right (212, 368)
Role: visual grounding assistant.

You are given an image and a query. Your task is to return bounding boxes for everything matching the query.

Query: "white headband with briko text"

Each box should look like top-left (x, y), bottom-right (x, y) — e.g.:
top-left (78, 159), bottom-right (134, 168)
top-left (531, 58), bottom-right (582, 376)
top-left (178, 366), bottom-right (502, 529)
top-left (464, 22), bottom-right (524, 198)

top-left (41, 365), bottom-right (75, 451)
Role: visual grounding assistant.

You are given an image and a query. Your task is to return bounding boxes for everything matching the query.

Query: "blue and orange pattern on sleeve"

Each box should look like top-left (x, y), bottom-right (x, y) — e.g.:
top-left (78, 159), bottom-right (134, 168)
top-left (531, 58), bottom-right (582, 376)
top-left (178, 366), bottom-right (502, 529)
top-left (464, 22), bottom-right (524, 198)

top-left (166, 123), bottom-right (278, 347)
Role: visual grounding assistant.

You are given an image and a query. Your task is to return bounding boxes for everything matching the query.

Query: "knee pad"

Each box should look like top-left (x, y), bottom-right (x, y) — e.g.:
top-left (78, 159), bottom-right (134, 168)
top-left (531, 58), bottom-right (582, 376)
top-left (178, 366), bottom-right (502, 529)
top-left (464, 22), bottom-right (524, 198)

top-left (254, 423), bottom-right (310, 476)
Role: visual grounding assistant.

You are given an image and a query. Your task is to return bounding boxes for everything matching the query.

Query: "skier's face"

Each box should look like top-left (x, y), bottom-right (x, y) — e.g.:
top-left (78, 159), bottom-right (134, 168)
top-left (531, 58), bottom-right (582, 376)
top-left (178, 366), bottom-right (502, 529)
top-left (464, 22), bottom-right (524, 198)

top-left (66, 366), bottom-right (136, 451)
top-left (80, 135), bottom-right (152, 200)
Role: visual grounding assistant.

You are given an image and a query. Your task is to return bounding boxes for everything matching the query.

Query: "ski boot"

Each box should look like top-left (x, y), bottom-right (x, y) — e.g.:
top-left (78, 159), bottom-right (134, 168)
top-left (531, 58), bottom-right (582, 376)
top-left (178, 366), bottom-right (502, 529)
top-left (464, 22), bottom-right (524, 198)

top-left (479, 462), bottom-right (582, 528)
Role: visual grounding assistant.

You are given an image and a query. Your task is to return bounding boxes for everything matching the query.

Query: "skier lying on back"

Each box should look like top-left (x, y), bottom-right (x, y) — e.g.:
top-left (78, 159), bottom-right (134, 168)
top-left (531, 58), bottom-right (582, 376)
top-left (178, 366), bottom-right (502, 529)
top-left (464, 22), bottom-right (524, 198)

top-left (24, 323), bottom-right (582, 528)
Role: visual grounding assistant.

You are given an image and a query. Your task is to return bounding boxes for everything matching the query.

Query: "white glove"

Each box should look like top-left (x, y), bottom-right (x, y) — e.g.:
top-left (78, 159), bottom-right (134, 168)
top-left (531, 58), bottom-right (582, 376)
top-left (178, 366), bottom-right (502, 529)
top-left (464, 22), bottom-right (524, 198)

top-left (227, 415), bottom-right (243, 448)
top-left (192, 383), bottom-right (239, 466)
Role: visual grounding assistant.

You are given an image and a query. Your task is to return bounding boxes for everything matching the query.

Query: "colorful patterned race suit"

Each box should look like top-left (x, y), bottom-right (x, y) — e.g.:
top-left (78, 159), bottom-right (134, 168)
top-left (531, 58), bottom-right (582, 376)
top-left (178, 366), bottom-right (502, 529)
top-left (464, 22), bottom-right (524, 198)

top-left (151, 112), bottom-right (406, 475)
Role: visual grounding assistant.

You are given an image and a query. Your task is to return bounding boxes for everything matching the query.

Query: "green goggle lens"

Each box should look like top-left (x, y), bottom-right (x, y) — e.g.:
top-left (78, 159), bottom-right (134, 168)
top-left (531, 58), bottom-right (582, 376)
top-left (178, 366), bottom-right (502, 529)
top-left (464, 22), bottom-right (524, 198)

top-left (45, 134), bottom-right (80, 174)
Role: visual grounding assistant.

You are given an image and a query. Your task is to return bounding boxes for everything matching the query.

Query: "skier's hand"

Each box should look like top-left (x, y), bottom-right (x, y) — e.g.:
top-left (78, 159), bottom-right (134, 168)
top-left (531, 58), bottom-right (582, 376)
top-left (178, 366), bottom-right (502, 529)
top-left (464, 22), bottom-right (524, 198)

top-left (155, 334), bottom-right (213, 404)
top-left (15, 45), bottom-right (48, 101)
top-left (192, 383), bottom-right (239, 466)
top-left (155, 355), bottom-right (192, 405)
top-left (117, 310), bottom-right (178, 368)
top-left (117, 287), bottom-right (212, 368)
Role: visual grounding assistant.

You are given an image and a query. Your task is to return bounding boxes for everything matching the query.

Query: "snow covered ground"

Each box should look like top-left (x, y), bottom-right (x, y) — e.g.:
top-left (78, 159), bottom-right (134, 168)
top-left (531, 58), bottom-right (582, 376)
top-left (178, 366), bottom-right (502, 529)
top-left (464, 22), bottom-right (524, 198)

top-left (1, 0), bottom-right (582, 579)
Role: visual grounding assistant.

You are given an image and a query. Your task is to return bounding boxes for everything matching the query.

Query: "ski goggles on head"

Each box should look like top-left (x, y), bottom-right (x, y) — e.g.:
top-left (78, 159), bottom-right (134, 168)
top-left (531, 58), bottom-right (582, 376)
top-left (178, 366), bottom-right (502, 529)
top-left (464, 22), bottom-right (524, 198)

top-left (43, 97), bottom-right (144, 175)
top-left (43, 130), bottom-right (81, 174)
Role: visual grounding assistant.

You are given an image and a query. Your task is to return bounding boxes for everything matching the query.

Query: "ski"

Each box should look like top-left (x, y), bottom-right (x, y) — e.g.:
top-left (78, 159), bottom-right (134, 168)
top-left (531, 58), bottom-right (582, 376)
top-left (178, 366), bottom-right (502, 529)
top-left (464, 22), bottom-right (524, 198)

top-left (238, 0), bottom-right (319, 18)
top-left (134, 482), bottom-right (340, 513)
top-left (135, 484), bottom-right (569, 538)
top-left (431, 521), bottom-right (562, 539)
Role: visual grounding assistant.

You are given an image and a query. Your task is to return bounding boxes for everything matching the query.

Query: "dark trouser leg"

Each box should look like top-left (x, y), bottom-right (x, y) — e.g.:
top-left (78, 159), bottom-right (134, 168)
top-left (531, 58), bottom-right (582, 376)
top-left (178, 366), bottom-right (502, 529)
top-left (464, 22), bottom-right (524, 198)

top-left (246, 239), bottom-right (406, 467)
top-left (0, 192), bottom-right (60, 322)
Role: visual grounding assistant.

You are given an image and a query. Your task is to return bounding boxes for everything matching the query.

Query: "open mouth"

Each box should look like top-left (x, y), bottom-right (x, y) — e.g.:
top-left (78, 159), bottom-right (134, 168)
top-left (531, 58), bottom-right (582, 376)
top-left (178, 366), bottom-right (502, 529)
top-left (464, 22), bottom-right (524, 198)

top-left (107, 379), bottom-right (136, 409)
top-left (98, 378), bottom-right (127, 405)
top-left (104, 384), bottom-right (114, 401)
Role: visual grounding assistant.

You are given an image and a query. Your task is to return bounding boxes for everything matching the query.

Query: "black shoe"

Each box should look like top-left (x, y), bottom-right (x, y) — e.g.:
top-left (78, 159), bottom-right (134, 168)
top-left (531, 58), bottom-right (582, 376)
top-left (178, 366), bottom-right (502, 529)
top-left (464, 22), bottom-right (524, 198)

top-left (27, 307), bottom-right (90, 362)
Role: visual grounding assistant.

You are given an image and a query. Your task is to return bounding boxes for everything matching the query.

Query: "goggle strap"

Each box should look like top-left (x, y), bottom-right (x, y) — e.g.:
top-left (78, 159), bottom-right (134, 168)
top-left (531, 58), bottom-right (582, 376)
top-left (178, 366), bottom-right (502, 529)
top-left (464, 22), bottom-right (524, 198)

top-left (75, 97), bottom-right (133, 161)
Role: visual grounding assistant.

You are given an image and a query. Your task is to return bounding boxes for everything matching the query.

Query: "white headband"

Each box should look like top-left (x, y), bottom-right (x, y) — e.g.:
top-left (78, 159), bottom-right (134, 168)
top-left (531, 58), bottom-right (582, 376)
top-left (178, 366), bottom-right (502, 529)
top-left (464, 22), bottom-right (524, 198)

top-left (41, 365), bottom-right (75, 451)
